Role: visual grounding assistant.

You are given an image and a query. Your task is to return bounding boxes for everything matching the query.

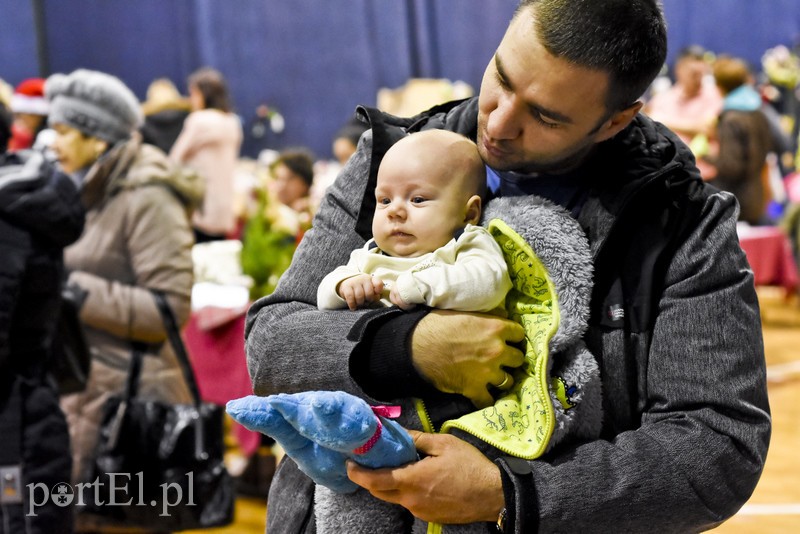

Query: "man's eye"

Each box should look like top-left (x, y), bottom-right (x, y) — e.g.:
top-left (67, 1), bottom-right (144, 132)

top-left (532, 110), bottom-right (559, 129)
top-left (495, 72), bottom-right (510, 90)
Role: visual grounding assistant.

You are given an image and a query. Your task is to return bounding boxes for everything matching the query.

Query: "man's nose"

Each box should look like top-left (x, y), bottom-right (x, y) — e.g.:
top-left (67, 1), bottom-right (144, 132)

top-left (486, 93), bottom-right (522, 140)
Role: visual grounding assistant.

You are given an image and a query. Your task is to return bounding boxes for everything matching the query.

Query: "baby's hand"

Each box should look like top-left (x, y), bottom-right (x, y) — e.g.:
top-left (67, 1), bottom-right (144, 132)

top-left (389, 285), bottom-right (416, 311)
top-left (337, 274), bottom-right (384, 310)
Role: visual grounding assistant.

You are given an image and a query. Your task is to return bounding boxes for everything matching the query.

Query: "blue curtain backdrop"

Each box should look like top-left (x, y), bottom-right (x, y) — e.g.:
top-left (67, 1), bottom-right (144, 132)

top-left (1, 0), bottom-right (799, 158)
top-left (661, 0), bottom-right (800, 71)
top-left (0, 0), bottom-right (39, 85)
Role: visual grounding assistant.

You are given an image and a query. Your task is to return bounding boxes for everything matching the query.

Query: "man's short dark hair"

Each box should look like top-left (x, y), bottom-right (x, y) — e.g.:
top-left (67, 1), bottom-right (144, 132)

top-left (515, 0), bottom-right (668, 112)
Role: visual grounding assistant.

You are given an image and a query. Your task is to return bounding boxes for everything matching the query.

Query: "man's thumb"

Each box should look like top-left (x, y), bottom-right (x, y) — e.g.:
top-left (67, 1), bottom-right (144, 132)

top-left (408, 429), bottom-right (439, 455)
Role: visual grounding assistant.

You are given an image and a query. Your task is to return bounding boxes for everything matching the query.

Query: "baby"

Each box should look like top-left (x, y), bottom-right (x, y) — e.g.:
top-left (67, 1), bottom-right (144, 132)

top-left (228, 129), bottom-right (602, 533)
top-left (317, 128), bottom-right (512, 313)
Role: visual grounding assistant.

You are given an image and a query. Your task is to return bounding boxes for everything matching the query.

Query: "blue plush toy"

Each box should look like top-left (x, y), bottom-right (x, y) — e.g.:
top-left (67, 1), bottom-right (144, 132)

top-left (226, 391), bottom-right (418, 493)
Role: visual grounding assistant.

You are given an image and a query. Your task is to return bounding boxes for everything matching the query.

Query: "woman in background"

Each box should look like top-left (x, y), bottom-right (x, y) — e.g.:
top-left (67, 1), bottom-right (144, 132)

top-left (171, 67), bottom-right (243, 242)
top-left (47, 69), bottom-right (204, 533)
top-left (139, 77), bottom-right (191, 154)
top-left (704, 56), bottom-right (778, 224)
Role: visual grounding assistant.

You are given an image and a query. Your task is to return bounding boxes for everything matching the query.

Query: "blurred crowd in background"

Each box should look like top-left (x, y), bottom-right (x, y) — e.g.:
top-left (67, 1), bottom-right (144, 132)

top-left (2, 34), bottom-right (800, 532)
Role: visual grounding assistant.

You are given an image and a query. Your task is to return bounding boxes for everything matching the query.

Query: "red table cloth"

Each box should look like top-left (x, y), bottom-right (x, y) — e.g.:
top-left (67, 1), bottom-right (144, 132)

top-left (183, 305), bottom-right (261, 455)
top-left (737, 225), bottom-right (798, 294)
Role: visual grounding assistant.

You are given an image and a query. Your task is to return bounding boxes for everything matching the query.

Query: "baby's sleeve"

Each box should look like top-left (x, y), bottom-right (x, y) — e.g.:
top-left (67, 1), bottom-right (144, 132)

top-left (394, 226), bottom-right (511, 312)
top-left (317, 248), bottom-right (367, 310)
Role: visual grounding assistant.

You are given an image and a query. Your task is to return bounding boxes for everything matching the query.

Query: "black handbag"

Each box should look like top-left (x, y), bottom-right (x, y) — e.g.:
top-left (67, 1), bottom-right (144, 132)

top-left (82, 290), bottom-right (234, 531)
top-left (52, 283), bottom-right (91, 395)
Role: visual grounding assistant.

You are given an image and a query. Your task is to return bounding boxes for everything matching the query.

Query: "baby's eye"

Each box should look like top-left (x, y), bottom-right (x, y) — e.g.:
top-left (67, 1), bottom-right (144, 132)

top-left (411, 196), bottom-right (426, 204)
top-left (378, 197), bottom-right (391, 205)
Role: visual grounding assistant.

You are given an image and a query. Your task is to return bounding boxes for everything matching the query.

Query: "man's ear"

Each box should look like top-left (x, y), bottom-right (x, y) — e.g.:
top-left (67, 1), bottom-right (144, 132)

top-left (594, 101), bottom-right (643, 143)
top-left (464, 194), bottom-right (482, 225)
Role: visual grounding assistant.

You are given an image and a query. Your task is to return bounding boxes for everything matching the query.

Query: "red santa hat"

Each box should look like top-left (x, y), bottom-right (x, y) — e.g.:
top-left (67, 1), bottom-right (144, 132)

top-left (10, 78), bottom-right (49, 116)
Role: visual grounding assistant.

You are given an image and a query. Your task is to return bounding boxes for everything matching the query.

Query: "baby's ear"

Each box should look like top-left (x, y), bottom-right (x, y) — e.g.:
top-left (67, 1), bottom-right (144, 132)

top-left (464, 194), bottom-right (482, 225)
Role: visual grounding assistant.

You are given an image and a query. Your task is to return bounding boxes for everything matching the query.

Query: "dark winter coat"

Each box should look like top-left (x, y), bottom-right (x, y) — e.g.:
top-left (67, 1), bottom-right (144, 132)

top-left (0, 150), bottom-right (85, 534)
top-left (140, 108), bottom-right (190, 154)
top-left (246, 98), bottom-right (770, 533)
top-left (0, 152), bottom-right (85, 374)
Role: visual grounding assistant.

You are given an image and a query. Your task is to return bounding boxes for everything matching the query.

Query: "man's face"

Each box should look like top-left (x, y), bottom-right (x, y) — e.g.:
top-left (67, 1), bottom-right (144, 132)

top-left (477, 8), bottom-right (620, 174)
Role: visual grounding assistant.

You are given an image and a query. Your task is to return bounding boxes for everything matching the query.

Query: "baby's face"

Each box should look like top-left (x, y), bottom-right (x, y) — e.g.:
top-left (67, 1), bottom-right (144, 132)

top-left (372, 151), bottom-right (474, 258)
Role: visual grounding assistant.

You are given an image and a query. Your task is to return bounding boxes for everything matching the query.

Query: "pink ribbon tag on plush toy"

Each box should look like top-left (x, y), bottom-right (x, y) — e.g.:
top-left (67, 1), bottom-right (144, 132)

top-left (352, 406), bottom-right (401, 455)
top-left (371, 405), bottom-right (401, 418)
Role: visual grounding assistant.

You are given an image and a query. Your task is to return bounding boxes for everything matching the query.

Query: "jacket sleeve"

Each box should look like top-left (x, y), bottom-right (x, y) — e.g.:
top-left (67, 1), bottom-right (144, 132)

top-left (246, 131), bottom-right (402, 397)
top-left (68, 185), bottom-right (194, 342)
top-left (0, 226), bottom-right (26, 367)
top-left (502, 191), bottom-right (771, 533)
top-left (394, 227), bottom-right (511, 312)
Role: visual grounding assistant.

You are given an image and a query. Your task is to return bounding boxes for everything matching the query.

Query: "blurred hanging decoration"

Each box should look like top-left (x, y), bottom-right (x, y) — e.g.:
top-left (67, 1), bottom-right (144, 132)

top-left (761, 45), bottom-right (800, 150)
top-left (242, 103), bottom-right (285, 159)
top-left (251, 104), bottom-right (285, 137)
top-left (762, 45), bottom-right (800, 92)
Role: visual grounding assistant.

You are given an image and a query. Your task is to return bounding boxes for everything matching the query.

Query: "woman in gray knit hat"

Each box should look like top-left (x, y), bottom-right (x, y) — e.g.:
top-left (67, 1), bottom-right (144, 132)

top-left (48, 69), bottom-right (206, 532)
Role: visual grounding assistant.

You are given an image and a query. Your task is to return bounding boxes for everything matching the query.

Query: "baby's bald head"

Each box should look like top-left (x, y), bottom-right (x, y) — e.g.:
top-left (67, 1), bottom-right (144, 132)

top-left (372, 130), bottom-right (487, 257)
top-left (378, 129), bottom-right (486, 202)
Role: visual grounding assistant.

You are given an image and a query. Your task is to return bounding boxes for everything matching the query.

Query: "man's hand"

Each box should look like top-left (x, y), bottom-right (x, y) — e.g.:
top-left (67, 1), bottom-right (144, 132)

top-left (346, 430), bottom-right (505, 524)
top-left (337, 274), bottom-right (384, 310)
top-left (411, 309), bottom-right (525, 407)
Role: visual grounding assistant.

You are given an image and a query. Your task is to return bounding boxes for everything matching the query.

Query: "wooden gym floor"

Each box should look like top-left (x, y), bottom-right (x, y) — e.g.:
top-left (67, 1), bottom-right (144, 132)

top-left (188, 287), bottom-right (800, 534)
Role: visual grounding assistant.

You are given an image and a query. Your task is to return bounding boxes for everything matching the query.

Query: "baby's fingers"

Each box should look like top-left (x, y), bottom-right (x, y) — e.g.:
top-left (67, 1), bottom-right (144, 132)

top-left (344, 284), bottom-right (366, 310)
top-left (371, 276), bottom-right (385, 295)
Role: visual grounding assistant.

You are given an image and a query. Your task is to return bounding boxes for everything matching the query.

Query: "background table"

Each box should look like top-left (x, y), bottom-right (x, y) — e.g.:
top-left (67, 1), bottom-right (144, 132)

top-left (183, 305), bottom-right (261, 456)
top-left (737, 225), bottom-right (798, 294)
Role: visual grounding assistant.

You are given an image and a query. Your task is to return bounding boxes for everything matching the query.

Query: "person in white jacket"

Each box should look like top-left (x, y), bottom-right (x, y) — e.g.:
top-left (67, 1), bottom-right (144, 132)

top-left (317, 129), bottom-right (512, 313)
